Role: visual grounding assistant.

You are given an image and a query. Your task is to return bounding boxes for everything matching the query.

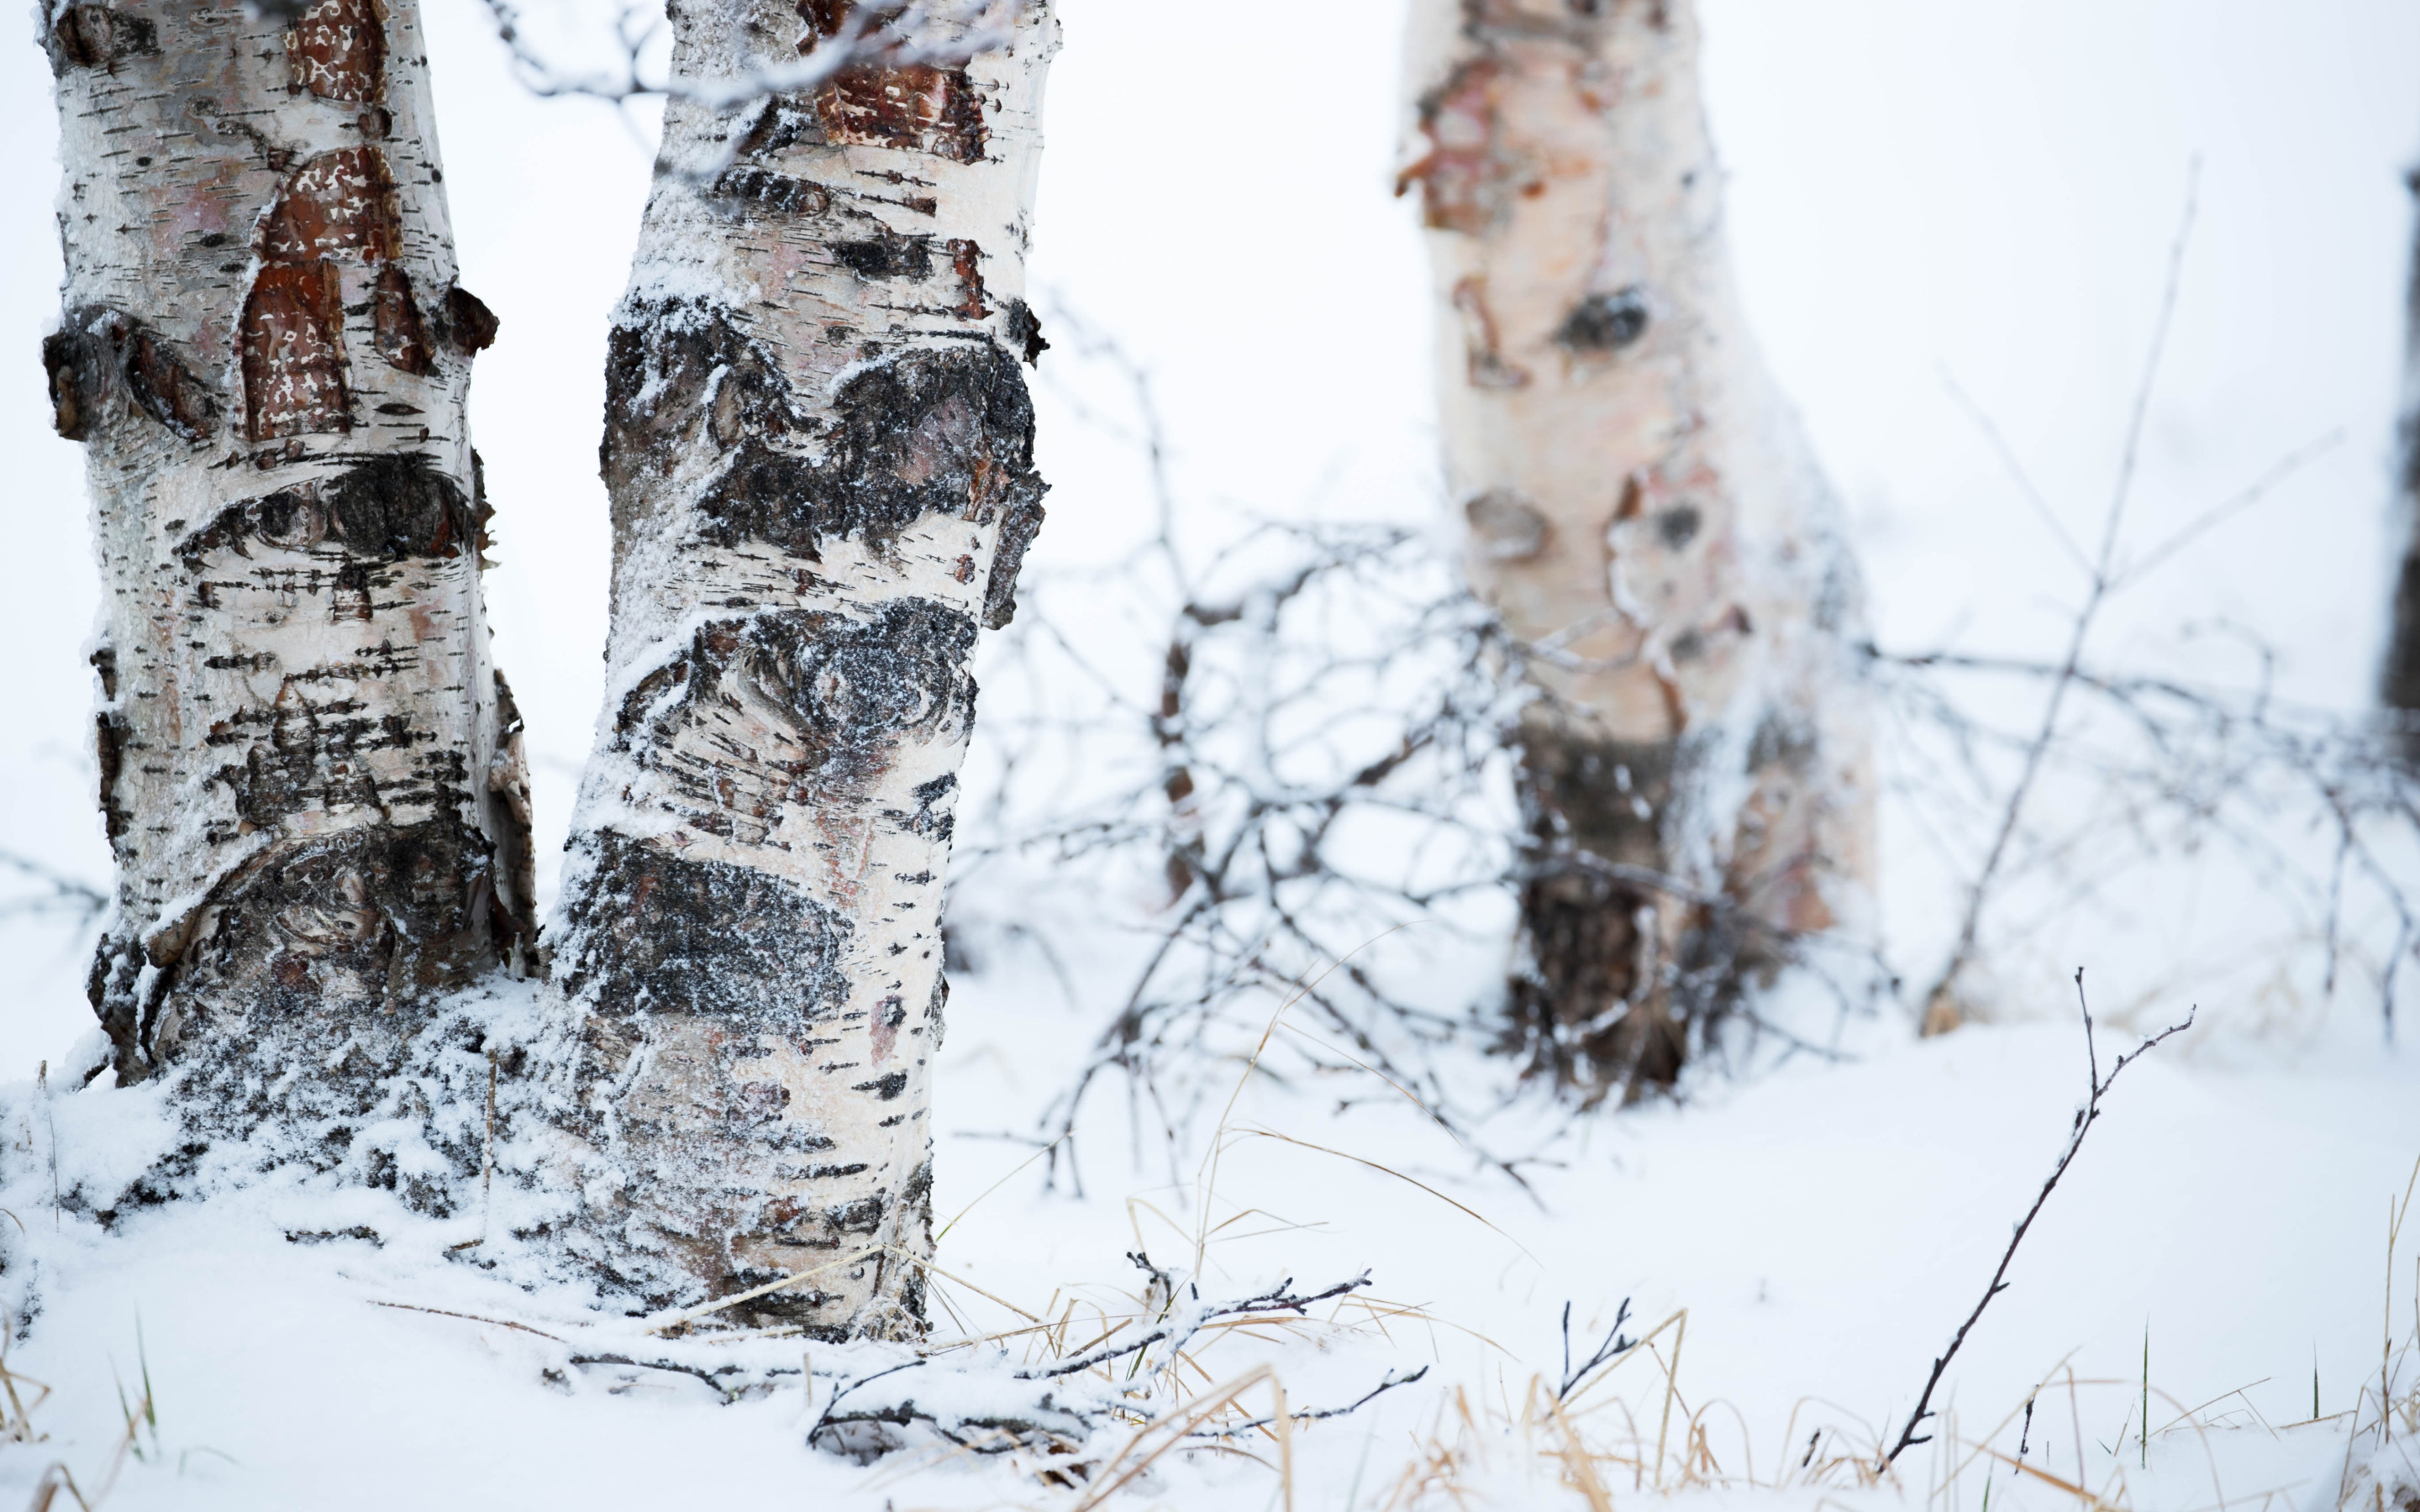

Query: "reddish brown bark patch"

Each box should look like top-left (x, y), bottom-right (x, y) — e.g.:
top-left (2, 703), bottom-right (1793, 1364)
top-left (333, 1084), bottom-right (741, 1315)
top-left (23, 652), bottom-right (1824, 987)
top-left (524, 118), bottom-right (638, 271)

top-left (286, 0), bottom-right (386, 102)
top-left (1401, 57), bottom-right (1528, 234)
top-left (373, 265), bottom-right (434, 375)
top-left (47, 4), bottom-right (156, 72)
top-left (240, 260), bottom-right (351, 438)
top-left (797, 1), bottom-right (985, 163)
top-left (813, 64), bottom-right (986, 163)
top-left (258, 147), bottom-right (402, 264)
top-left (946, 239), bottom-right (986, 318)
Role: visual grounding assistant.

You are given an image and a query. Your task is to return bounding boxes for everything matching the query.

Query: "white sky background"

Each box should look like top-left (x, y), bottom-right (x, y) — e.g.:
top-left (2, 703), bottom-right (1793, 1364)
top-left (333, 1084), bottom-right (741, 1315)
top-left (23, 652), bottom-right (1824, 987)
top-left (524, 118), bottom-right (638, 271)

top-left (2, 0), bottom-right (2416, 1074)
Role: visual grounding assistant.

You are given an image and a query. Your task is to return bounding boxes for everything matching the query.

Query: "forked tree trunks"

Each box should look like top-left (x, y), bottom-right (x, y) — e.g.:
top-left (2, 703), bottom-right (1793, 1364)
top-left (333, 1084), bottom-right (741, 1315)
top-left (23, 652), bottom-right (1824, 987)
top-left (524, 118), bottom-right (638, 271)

top-left (43, 0), bottom-right (529, 1122)
top-left (1402, 0), bottom-right (1872, 1097)
top-left (551, 0), bottom-right (1057, 1337)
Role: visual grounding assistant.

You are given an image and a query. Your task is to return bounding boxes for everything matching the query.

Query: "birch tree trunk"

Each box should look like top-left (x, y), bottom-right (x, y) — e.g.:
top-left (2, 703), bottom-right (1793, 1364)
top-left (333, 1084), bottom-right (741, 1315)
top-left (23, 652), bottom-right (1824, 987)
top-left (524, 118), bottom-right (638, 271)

top-left (43, 0), bottom-right (530, 1133)
top-left (548, 1), bottom-right (1055, 1337)
top-left (2386, 167), bottom-right (2420, 760)
top-left (1402, 0), bottom-right (1871, 1099)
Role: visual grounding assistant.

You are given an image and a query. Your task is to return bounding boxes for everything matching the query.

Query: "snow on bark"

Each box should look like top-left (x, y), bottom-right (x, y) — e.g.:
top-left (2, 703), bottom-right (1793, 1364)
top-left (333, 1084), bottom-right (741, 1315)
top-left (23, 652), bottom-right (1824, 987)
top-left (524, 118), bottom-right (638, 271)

top-left (549, 0), bottom-right (1057, 1338)
top-left (1401, 0), bottom-right (1872, 1096)
top-left (41, 0), bottom-right (529, 1116)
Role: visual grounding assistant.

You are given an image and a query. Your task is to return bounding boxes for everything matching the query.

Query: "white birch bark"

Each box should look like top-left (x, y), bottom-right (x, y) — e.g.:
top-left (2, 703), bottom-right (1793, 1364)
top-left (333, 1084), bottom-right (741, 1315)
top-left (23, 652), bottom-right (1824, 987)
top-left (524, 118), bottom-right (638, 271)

top-left (1402, 0), bottom-right (1871, 1096)
top-left (43, 0), bottom-right (530, 1125)
top-left (548, 0), bottom-right (1056, 1337)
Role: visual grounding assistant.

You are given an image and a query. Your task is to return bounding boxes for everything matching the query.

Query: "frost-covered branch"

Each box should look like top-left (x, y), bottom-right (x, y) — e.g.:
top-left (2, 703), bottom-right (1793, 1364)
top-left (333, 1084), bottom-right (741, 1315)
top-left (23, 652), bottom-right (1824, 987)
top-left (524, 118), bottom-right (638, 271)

top-left (475, 0), bottom-right (1023, 111)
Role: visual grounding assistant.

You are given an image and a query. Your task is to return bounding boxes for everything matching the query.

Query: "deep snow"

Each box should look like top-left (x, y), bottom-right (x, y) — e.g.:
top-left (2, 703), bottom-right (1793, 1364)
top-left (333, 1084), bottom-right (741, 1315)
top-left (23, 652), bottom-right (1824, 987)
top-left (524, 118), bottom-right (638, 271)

top-left (3, 966), bottom-right (2417, 1509)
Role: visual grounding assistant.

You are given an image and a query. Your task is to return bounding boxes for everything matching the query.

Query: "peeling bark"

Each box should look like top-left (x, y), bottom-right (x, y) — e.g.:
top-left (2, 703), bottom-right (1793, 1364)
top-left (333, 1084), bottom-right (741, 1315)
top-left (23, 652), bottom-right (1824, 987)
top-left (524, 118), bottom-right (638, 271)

top-left (550, 0), bottom-right (1056, 1336)
top-left (43, 0), bottom-right (527, 1117)
top-left (1403, 0), bottom-right (1873, 1099)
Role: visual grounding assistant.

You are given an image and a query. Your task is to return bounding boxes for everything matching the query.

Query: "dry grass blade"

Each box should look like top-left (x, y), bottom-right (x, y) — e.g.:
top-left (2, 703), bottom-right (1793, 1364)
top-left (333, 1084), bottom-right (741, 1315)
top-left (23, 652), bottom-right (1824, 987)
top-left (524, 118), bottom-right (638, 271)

top-left (642, 1245), bottom-right (881, 1335)
top-left (935, 1133), bottom-right (1071, 1245)
top-left (1068, 1364), bottom-right (1276, 1511)
top-left (1227, 1126), bottom-right (1534, 1263)
top-left (1963, 1437), bottom-right (2128, 1512)
top-left (367, 1301), bottom-right (566, 1343)
top-left (874, 1243), bottom-right (1044, 1325)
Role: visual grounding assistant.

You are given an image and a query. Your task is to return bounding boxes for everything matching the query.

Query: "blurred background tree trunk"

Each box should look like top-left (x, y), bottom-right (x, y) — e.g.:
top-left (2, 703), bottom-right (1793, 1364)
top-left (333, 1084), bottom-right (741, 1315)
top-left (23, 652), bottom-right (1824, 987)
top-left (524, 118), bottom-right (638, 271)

top-left (2385, 167), bottom-right (2420, 759)
top-left (44, 0), bottom-right (529, 1128)
top-left (547, 0), bottom-right (1056, 1337)
top-left (1401, 0), bottom-right (1873, 1100)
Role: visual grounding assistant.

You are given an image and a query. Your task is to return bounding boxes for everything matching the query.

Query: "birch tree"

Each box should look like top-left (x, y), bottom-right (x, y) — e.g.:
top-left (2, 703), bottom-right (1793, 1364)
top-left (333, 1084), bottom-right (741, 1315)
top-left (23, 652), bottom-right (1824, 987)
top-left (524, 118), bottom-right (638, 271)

top-left (2386, 167), bottom-right (2420, 759)
top-left (43, 0), bottom-right (529, 1122)
top-left (1401, 0), bottom-right (1871, 1097)
top-left (546, 0), bottom-right (1057, 1336)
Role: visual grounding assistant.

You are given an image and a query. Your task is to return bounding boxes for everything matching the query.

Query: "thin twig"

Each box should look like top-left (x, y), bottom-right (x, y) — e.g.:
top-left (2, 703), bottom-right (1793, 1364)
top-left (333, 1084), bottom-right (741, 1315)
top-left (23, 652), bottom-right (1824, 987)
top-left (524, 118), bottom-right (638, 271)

top-left (1881, 969), bottom-right (2195, 1467)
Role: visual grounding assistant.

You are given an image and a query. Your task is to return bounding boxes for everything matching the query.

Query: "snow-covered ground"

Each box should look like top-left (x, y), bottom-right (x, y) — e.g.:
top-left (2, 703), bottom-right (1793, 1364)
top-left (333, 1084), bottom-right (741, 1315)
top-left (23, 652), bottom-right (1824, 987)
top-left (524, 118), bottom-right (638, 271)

top-left (4, 969), bottom-right (2417, 1508)
top-left (6, 0), bottom-right (2419, 1506)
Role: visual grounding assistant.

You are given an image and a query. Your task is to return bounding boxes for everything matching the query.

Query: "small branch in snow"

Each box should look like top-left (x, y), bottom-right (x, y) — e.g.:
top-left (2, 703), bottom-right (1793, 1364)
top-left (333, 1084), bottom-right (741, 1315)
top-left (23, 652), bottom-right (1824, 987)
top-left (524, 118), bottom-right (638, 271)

top-left (569, 1352), bottom-right (750, 1402)
top-left (1191, 1365), bottom-right (1433, 1438)
top-left (1013, 1264), bottom-right (1372, 1382)
top-left (1879, 970), bottom-right (2193, 1470)
top-left (1558, 1296), bottom-right (1637, 1402)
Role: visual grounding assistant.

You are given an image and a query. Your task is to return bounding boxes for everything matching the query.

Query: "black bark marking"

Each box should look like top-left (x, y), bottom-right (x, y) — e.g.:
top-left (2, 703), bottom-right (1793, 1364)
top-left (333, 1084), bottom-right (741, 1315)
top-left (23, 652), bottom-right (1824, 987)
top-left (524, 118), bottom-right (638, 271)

top-left (372, 265), bottom-right (435, 375)
top-left (1655, 503), bottom-right (1701, 550)
top-left (832, 231), bottom-right (934, 280)
top-left (45, 310), bottom-right (219, 444)
top-left (46, 4), bottom-right (157, 73)
top-left (607, 301), bottom-right (1045, 564)
top-left (981, 485), bottom-right (1043, 629)
top-left (1003, 298), bottom-right (1047, 365)
top-left (489, 669), bottom-right (535, 942)
top-left (95, 711), bottom-right (132, 841)
top-left (617, 599), bottom-right (978, 812)
top-left (441, 286), bottom-right (498, 354)
top-left (708, 165), bottom-right (834, 218)
top-left (1505, 732), bottom-right (1688, 1095)
top-left (124, 327), bottom-right (218, 441)
top-left (558, 832), bottom-right (850, 1022)
top-left (1466, 489), bottom-right (1549, 561)
top-left (1556, 286), bottom-right (1651, 354)
top-left (206, 685), bottom-right (460, 837)
top-left (180, 454), bottom-right (476, 568)
top-left (42, 328), bottom-right (94, 440)
top-left (697, 340), bottom-right (1039, 557)
top-left (851, 1070), bottom-right (908, 1100)
top-left (104, 815), bottom-right (508, 1080)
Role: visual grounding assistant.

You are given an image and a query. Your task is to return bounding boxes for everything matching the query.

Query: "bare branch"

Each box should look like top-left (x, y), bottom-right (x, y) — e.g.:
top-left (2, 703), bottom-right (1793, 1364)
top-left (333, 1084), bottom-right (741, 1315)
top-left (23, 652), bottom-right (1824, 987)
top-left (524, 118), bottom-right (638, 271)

top-left (1881, 970), bottom-right (2194, 1468)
